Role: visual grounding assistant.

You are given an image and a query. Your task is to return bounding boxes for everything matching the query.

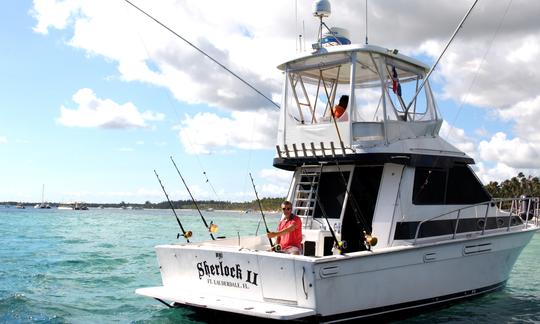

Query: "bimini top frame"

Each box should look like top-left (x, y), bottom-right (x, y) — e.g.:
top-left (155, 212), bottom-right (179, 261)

top-left (275, 44), bottom-right (464, 164)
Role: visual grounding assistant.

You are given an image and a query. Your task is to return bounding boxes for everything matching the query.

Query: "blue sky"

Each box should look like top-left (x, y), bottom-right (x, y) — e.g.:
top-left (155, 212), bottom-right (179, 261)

top-left (1, 0), bottom-right (540, 204)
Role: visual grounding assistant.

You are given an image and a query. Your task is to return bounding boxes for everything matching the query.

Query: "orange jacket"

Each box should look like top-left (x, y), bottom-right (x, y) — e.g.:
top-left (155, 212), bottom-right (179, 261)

top-left (332, 105), bottom-right (346, 118)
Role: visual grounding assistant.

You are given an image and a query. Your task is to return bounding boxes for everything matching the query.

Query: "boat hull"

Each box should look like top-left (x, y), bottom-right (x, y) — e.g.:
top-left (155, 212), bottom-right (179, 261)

top-left (137, 228), bottom-right (536, 321)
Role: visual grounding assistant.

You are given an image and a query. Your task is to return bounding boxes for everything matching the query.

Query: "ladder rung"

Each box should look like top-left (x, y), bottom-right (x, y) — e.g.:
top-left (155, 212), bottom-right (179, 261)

top-left (295, 198), bottom-right (315, 202)
top-left (295, 206), bottom-right (314, 210)
top-left (297, 181), bottom-right (318, 185)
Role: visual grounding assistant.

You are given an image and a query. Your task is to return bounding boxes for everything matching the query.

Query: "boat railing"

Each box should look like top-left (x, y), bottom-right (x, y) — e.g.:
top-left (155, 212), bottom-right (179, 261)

top-left (413, 197), bottom-right (540, 244)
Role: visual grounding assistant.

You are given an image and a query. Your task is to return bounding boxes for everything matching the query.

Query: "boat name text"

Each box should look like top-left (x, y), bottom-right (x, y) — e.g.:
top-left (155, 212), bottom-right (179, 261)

top-left (196, 261), bottom-right (258, 286)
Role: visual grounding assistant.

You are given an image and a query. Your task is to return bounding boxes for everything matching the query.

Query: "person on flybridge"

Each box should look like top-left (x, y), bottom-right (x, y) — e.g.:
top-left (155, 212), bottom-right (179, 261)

top-left (267, 201), bottom-right (303, 254)
top-left (332, 95), bottom-right (349, 119)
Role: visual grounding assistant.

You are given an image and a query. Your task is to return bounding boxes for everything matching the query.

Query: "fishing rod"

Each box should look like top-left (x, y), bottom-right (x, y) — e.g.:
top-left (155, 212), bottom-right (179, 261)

top-left (404, 0), bottom-right (479, 116)
top-left (122, 0), bottom-right (280, 110)
top-left (312, 163), bottom-right (346, 253)
top-left (334, 160), bottom-right (377, 250)
top-left (248, 173), bottom-right (278, 251)
top-left (170, 156), bottom-right (216, 240)
top-left (154, 169), bottom-right (192, 242)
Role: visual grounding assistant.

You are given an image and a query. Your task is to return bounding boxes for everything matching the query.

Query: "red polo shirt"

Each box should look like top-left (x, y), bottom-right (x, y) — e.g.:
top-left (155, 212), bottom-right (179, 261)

top-left (277, 215), bottom-right (302, 249)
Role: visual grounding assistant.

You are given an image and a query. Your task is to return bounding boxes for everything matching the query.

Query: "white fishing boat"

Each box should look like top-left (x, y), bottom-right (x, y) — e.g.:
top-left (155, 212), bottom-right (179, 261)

top-left (137, 1), bottom-right (539, 321)
top-left (58, 202), bottom-right (89, 210)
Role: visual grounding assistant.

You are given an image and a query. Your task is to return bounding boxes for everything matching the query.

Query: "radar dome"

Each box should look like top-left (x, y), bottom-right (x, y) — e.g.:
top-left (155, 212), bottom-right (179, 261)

top-left (321, 27), bottom-right (351, 47)
top-left (312, 0), bottom-right (331, 18)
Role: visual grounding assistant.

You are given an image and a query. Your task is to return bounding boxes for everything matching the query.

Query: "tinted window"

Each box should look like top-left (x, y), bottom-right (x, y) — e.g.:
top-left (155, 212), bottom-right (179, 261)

top-left (413, 166), bottom-right (491, 205)
top-left (446, 166), bottom-right (490, 204)
top-left (313, 171), bottom-right (350, 219)
top-left (413, 168), bottom-right (446, 204)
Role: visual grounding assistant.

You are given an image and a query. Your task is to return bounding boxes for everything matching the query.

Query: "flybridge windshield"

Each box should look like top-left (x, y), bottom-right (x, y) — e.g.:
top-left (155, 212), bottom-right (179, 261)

top-left (282, 48), bottom-right (439, 125)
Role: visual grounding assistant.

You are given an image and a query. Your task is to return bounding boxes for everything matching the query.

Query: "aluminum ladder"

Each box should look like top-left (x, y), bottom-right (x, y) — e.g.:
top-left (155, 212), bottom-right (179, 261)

top-left (293, 167), bottom-right (322, 218)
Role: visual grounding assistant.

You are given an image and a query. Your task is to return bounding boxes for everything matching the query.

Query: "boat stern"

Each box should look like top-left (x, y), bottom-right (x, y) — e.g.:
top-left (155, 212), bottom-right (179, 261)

top-left (137, 239), bottom-right (318, 320)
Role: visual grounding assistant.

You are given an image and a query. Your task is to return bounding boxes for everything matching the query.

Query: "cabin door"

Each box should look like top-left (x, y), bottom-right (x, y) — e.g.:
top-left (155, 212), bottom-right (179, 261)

top-left (340, 166), bottom-right (384, 252)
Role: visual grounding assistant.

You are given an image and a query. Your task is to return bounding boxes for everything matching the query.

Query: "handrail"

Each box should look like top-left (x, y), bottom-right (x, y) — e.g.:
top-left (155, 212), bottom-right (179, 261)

top-left (413, 196), bottom-right (539, 244)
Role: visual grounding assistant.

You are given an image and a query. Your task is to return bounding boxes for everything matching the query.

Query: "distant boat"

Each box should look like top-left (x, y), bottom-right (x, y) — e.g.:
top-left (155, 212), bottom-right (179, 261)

top-left (34, 184), bottom-right (51, 209)
top-left (57, 202), bottom-right (89, 210)
top-left (57, 204), bottom-right (73, 210)
top-left (15, 203), bottom-right (25, 209)
top-left (206, 208), bottom-right (214, 212)
top-left (73, 202), bottom-right (89, 210)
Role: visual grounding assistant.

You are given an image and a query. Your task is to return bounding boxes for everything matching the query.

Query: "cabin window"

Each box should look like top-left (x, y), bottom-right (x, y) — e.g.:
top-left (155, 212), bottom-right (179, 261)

top-left (446, 166), bottom-right (491, 204)
top-left (413, 166), bottom-right (490, 205)
top-left (413, 168), bottom-right (446, 204)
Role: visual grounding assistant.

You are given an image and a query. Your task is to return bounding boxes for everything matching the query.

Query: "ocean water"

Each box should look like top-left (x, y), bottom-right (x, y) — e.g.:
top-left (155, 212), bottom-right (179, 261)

top-left (0, 207), bottom-right (538, 323)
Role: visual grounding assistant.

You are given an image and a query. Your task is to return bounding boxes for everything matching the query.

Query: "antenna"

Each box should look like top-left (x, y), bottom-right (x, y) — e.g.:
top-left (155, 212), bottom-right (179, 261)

top-left (312, 0), bottom-right (331, 46)
top-left (365, 0), bottom-right (369, 45)
top-left (295, 0), bottom-right (298, 52)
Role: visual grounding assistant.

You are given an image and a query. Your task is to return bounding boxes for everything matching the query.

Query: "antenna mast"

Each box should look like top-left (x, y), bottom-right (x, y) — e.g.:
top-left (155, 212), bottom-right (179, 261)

top-left (365, 0), bottom-right (369, 45)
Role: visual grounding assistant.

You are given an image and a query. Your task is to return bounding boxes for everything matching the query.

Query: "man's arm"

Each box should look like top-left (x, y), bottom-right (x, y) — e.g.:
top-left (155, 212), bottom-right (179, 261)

top-left (267, 222), bottom-right (297, 239)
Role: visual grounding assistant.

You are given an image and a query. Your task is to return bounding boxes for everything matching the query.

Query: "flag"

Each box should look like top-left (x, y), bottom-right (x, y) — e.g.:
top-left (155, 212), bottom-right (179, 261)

top-left (392, 66), bottom-right (402, 96)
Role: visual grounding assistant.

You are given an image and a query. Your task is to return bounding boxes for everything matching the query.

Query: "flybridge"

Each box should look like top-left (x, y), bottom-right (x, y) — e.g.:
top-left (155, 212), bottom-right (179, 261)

top-left (276, 0), bottom-right (448, 161)
top-left (273, 43), bottom-right (464, 168)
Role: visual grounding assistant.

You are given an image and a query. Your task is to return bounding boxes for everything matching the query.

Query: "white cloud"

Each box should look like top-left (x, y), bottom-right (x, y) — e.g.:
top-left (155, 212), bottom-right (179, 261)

top-left (0, 136), bottom-right (7, 144)
top-left (31, 0), bottom-right (540, 180)
top-left (31, 0), bottom-right (80, 34)
top-left (31, 0), bottom-right (540, 115)
top-left (498, 95), bottom-right (540, 142)
top-left (260, 183), bottom-right (289, 198)
top-left (440, 121), bottom-right (477, 160)
top-left (178, 110), bottom-right (278, 154)
top-left (475, 162), bottom-right (520, 184)
top-left (57, 88), bottom-right (164, 129)
top-left (479, 132), bottom-right (540, 169)
top-left (259, 168), bottom-right (292, 184)
top-left (259, 168), bottom-right (293, 197)
top-left (506, 35), bottom-right (540, 63)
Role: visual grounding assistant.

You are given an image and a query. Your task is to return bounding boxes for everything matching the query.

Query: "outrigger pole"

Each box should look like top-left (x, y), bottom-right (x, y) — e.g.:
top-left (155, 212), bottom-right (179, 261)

top-left (122, 0), bottom-right (279, 110)
top-left (154, 169), bottom-right (192, 242)
top-left (248, 173), bottom-right (278, 251)
top-left (404, 0), bottom-right (479, 116)
top-left (170, 156), bottom-right (216, 240)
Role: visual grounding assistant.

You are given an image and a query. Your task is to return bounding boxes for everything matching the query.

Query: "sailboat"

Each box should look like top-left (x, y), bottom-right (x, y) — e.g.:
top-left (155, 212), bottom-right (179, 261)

top-left (136, 0), bottom-right (539, 321)
top-left (34, 184), bottom-right (51, 209)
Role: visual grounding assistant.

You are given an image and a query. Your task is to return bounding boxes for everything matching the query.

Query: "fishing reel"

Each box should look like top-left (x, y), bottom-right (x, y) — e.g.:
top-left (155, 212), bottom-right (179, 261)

top-left (333, 240), bottom-right (347, 254)
top-left (272, 244), bottom-right (281, 252)
top-left (208, 221), bottom-right (219, 234)
top-left (363, 231), bottom-right (378, 250)
top-left (177, 230), bottom-right (193, 239)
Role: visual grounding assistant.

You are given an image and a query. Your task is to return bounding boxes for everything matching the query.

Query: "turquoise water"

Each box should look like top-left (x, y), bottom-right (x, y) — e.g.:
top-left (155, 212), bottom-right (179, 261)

top-left (0, 208), bottom-right (538, 323)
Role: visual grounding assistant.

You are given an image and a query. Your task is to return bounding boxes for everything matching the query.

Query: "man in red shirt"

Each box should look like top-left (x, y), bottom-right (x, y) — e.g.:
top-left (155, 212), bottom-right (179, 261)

top-left (267, 201), bottom-right (302, 254)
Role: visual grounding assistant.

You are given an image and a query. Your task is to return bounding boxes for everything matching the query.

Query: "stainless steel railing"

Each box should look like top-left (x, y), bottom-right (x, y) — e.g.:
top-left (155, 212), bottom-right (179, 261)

top-left (413, 197), bottom-right (539, 244)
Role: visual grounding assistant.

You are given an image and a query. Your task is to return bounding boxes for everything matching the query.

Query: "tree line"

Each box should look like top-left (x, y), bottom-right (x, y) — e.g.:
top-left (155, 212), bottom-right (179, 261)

top-left (484, 172), bottom-right (540, 198)
top-left (4, 173), bottom-right (540, 209)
